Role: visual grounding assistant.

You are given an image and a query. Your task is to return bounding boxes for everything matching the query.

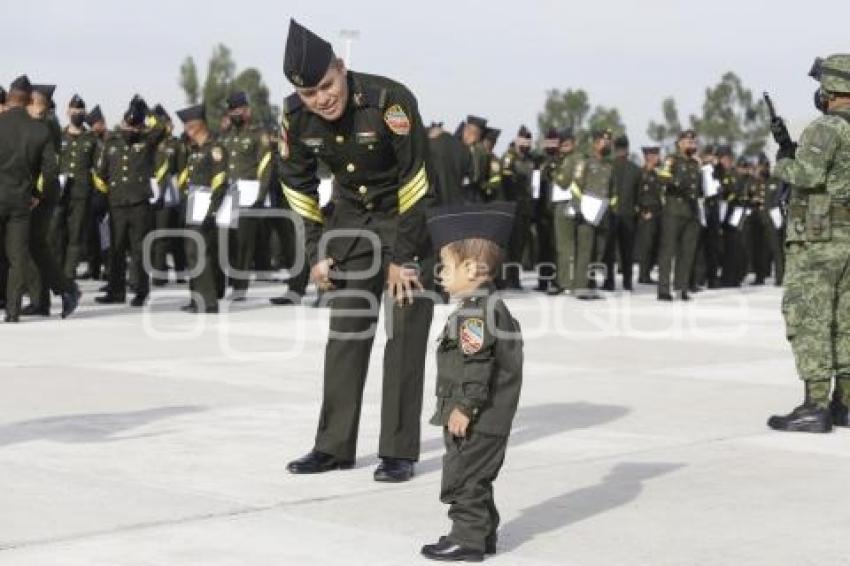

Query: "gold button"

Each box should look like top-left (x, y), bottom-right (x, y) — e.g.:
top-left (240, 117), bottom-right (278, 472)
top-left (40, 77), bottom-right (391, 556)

top-left (70, 162), bottom-right (75, 168)
top-left (346, 163), bottom-right (356, 173)
top-left (336, 135), bottom-right (344, 143)
top-left (358, 185), bottom-right (367, 195)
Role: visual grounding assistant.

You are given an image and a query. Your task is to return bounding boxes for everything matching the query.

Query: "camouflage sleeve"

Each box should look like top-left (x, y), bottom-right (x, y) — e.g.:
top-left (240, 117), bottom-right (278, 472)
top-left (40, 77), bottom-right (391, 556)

top-left (775, 118), bottom-right (840, 190)
top-left (385, 85), bottom-right (433, 265)
top-left (278, 119), bottom-right (324, 267)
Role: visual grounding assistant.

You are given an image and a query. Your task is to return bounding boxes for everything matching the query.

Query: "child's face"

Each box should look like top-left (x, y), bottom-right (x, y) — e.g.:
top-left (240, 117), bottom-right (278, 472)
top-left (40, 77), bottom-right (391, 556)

top-left (438, 247), bottom-right (485, 297)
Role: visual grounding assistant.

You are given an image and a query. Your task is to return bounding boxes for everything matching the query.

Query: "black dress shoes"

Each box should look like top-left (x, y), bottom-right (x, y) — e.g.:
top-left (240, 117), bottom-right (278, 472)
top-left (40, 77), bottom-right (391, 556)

top-left (286, 450), bottom-right (354, 474)
top-left (61, 284), bottom-right (82, 319)
top-left (269, 295), bottom-right (300, 306)
top-left (130, 294), bottom-right (148, 307)
top-left (421, 538), bottom-right (483, 562)
top-left (657, 292), bottom-right (673, 301)
top-left (21, 304), bottom-right (50, 316)
top-left (373, 457), bottom-right (415, 483)
top-left (95, 294), bottom-right (125, 305)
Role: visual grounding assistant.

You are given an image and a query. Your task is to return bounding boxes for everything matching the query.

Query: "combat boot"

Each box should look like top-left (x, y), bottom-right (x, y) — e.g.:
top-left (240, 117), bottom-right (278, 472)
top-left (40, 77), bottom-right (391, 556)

top-left (767, 404), bottom-right (833, 433)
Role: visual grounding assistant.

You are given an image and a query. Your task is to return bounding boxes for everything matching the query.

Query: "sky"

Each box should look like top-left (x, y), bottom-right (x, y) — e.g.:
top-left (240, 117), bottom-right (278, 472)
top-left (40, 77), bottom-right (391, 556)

top-left (3, 0), bottom-right (849, 154)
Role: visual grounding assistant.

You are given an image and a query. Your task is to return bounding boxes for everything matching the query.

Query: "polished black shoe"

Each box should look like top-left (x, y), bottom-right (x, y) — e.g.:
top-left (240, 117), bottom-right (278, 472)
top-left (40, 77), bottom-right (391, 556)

top-left (286, 450), bottom-right (354, 474)
top-left (421, 538), bottom-right (483, 562)
top-left (707, 279), bottom-right (721, 289)
top-left (680, 291), bottom-right (691, 301)
top-left (152, 279), bottom-right (168, 287)
top-left (545, 285), bottom-right (563, 296)
top-left (4, 314), bottom-right (20, 323)
top-left (130, 294), bottom-right (148, 307)
top-left (95, 294), bottom-right (125, 305)
top-left (374, 457), bottom-right (415, 483)
top-left (767, 403), bottom-right (833, 433)
top-left (61, 285), bottom-right (82, 319)
top-left (830, 399), bottom-right (849, 427)
top-left (269, 295), bottom-right (300, 306)
top-left (437, 536), bottom-right (496, 556)
top-left (98, 284), bottom-right (110, 293)
top-left (181, 302), bottom-right (198, 313)
top-left (623, 282), bottom-right (633, 291)
top-left (21, 304), bottom-right (50, 316)
top-left (657, 292), bottom-right (673, 301)
top-left (601, 280), bottom-right (615, 292)
top-left (575, 290), bottom-right (602, 300)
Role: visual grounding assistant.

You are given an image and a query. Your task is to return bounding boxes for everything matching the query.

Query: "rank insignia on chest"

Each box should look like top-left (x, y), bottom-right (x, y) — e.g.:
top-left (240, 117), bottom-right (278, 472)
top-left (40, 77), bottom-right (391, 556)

top-left (302, 137), bottom-right (324, 150)
top-left (383, 104), bottom-right (411, 135)
top-left (459, 318), bottom-right (485, 355)
top-left (355, 131), bottom-right (378, 145)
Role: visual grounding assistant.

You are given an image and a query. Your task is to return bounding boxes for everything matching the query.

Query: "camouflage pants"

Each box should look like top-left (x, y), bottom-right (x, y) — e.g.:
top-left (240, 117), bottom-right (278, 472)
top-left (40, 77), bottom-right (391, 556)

top-left (782, 230), bottom-right (850, 382)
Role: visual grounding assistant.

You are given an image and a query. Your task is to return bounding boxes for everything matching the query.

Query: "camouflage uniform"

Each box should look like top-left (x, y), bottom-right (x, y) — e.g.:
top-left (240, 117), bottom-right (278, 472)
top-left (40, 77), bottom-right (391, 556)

top-left (769, 54), bottom-right (850, 432)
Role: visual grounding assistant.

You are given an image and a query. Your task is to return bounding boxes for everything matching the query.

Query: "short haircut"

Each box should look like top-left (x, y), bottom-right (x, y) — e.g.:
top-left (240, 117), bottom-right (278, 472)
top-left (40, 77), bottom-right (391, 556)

top-left (444, 237), bottom-right (505, 280)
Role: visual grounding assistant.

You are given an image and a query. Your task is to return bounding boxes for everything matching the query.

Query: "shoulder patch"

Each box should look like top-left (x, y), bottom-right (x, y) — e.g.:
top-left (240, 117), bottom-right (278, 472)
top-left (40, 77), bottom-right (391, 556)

top-left (384, 104), bottom-right (411, 135)
top-left (460, 318), bottom-right (485, 355)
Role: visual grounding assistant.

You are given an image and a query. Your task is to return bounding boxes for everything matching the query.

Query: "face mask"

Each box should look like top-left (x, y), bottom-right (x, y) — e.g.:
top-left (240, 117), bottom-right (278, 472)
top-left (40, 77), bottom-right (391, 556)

top-left (600, 146), bottom-right (611, 157)
top-left (229, 114), bottom-right (244, 128)
top-left (814, 88), bottom-right (829, 113)
top-left (70, 114), bottom-right (85, 128)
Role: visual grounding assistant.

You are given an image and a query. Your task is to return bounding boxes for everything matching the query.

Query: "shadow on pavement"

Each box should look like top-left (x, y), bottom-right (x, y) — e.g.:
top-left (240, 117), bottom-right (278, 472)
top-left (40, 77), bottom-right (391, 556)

top-left (501, 461), bottom-right (685, 552)
top-left (0, 405), bottom-right (205, 446)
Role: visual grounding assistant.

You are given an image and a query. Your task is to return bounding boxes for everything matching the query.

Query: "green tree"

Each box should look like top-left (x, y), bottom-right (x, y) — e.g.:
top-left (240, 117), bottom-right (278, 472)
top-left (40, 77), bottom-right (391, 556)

top-left (586, 106), bottom-right (625, 137)
top-left (537, 89), bottom-right (590, 135)
top-left (179, 57), bottom-right (199, 105)
top-left (178, 44), bottom-right (279, 131)
top-left (647, 97), bottom-right (682, 149)
top-left (689, 71), bottom-right (770, 157)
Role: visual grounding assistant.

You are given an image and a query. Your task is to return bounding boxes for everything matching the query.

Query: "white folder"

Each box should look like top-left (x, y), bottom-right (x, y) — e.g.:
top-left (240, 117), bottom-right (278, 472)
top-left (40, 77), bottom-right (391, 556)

top-left (580, 194), bottom-right (608, 226)
top-left (551, 183), bottom-right (573, 203)
top-left (701, 165), bottom-right (720, 198)
top-left (769, 207), bottom-right (784, 229)
top-left (236, 179), bottom-right (261, 207)
top-left (728, 206), bottom-right (745, 228)
top-left (531, 170), bottom-right (541, 200)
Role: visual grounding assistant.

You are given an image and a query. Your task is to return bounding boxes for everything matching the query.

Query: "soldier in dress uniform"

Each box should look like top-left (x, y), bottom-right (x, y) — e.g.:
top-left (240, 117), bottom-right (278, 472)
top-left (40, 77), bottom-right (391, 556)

top-left (634, 146), bottom-right (664, 284)
top-left (279, 20), bottom-right (435, 483)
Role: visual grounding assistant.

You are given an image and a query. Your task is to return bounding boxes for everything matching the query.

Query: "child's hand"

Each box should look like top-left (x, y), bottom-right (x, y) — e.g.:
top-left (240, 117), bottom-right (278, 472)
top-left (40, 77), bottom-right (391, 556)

top-left (448, 407), bottom-right (471, 438)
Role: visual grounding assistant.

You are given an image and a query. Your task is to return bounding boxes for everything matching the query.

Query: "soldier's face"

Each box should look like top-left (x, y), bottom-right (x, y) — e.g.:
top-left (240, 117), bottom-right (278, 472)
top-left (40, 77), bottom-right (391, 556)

top-left (27, 94), bottom-right (49, 119)
top-left (560, 139), bottom-right (575, 154)
top-left (184, 120), bottom-right (208, 144)
top-left (462, 124), bottom-right (482, 146)
top-left (296, 59), bottom-right (348, 122)
top-left (644, 153), bottom-right (660, 168)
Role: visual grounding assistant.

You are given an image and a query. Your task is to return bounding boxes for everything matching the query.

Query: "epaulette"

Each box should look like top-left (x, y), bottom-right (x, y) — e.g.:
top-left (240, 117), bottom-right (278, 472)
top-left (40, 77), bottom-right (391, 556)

top-left (283, 93), bottom-right (303, 115)
top-left (355, 86), bottom-right (388, 110)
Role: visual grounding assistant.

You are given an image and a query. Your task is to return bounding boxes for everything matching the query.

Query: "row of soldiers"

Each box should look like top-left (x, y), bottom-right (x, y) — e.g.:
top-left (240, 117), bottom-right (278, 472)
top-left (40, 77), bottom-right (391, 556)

top-left (427, 118), bottom-right (786, 300)
top-left (0, 76), bottom-right (308, 319)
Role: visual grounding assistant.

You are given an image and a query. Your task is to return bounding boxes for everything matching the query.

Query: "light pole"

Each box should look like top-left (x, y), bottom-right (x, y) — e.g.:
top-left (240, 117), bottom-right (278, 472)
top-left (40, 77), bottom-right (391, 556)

top-left (339, 29), bottom-right (360, 67)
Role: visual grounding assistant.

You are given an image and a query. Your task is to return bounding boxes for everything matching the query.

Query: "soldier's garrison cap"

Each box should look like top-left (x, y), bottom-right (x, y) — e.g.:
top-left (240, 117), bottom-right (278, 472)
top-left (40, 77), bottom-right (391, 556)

top-left (283, 19), bottom-right (335, 88)
top-left (153, 104), bottom-right (170, 121)
top-left (560, 127), bottom-right (575, 141)
top-left (716, 144), bottom-right (733, 157)
top-left (85, 105), bottom-right (104, 126)
top-left (9, 75), bottom-right (32, 94)
top-left (176, 104), bottom-right (206, 124)
top-left (427, 202), bottom-right (516, 251)
top-left (678, 129), bottom-right (697, 140)
top-left (592, 128), bottom-right (612, 141)
top-left (226, 91), bottom-right (249, 110)
top-left (614, 134), bottom-right (629, 149)
top-left (428, 121), bottom-right (444, 129)
top-left (68, 94), bottom-right (85, 109)
top-left (124, 97), bottom-right (147, 128)
top-left (466, 115), bottom-right (488, 130)
top-left (809, 54), bottom-right (850, 93)
top-left (641, 146), bottom-right (660, 155)
top-left (517, 125), bottom-right (532, 139)
top-left (32, 84), bottom-right (56, 100)
top-left (484, 127), bottom-right (501, 144)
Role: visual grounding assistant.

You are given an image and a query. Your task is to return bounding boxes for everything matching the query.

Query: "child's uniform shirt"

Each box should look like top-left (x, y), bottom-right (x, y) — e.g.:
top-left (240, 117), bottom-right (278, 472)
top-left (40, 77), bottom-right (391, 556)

top-left (430, 282), bottom-right (523, 437)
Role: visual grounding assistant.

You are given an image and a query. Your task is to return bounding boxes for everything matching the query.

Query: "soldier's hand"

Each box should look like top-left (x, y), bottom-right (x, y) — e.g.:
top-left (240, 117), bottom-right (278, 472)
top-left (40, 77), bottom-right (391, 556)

top-left (30, 197), bottom-right (40, 210)
top-left (387, 262), bottom-right (423, 306)
top-left (448, 408), bottom-right (471, 438)
top-left (310, 258), bottom-right (335, 292)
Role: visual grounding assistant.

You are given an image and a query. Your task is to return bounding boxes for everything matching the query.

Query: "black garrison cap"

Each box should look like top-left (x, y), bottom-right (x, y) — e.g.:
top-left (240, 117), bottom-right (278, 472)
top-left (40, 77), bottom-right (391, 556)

top-left (427, 202), bottom-right (517, 251)
top-left (153, 104), bottom-right (170, 121)
top-left (592, 128), bottom-right (613, 141)
top-left (283, 19), bottom-right (335, 88)
top-left (85, 105), bottom-right (104, 126)
top-left (428, 121), bottom-right (444, 129)
top-left (517, 125), bottom-right (532, 139)
top-left (32, 84), bottom-right (56, 100)
top-left (560, 127), bottom-right (575, 141)
top-left (466, 115), bottom-right (488, 130)
top-left (716, 144), bottom-right (733, 157)
top-left (226, 91), bottom-right (249, 110)
top-left (176, 104), bottom-right (206, 124)
top-left (68, 94), bottom-right (85, 109)
top-left (124, 96), bottom-right (149, 127)
top-left (678, 129), bottom-right (697, 140)
top-left (544, 127), bottom-right (559, 140)
top-left (10, 75), bottom-right (32, 94)
top-left (484, 127), bottom-right (501, 144)
top-left (614, 134), bottom-right (629, 149)
top-left (641, 146), bottom-right (661, 155)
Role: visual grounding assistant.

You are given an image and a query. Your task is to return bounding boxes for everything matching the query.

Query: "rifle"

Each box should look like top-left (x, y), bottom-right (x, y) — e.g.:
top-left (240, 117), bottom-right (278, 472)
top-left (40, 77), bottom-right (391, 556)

top-left (763, 92), bottom-right (797, 159)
